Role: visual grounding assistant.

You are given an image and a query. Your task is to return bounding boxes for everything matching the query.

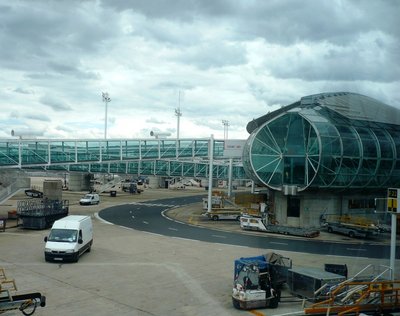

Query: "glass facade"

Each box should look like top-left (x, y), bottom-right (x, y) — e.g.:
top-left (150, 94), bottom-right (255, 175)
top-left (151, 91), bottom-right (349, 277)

top-left (243, 92), bottom-right (400, 191)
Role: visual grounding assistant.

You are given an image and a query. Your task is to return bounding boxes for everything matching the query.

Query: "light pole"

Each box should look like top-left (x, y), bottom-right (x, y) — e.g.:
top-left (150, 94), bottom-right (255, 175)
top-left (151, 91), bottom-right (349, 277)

top-left (222, 120), bottom-right (229, 140)
top-left (102, 92), bottom-right (111, 139)
top-left (175, 91), bottom-right (182, 140)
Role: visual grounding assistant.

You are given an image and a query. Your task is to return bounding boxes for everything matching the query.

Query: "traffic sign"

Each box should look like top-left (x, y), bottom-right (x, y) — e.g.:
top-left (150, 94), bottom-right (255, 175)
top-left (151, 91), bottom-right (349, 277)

top-left (387, 188), bottom-right (400, 213)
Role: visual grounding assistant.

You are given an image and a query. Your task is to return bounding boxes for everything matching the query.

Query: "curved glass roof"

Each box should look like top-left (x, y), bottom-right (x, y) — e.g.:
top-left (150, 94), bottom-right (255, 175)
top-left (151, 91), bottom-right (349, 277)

top-left (243, 92), bottom-right (400, 191)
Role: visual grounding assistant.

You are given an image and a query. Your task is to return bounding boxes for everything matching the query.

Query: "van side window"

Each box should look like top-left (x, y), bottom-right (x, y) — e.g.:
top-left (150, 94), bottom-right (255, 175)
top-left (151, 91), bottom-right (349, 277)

top-left (79, 230), bottom-right (82, 239)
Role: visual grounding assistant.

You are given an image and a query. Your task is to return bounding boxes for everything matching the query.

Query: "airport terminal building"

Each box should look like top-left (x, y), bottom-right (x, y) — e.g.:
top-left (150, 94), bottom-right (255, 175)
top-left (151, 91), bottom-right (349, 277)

top-left (242, 92), bottom-right (400, 227)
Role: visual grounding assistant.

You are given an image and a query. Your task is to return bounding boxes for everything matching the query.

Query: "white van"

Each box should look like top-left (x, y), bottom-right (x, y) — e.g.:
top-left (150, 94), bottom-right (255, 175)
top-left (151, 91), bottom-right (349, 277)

top-left (79, 193), bottom-right (100, 205)
top-left (44, 215), bottom-right (93, 262)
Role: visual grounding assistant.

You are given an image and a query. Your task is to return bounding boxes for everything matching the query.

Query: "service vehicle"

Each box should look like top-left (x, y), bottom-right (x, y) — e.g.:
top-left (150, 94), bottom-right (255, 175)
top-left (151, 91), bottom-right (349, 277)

top-left (79, 193), bottom-right (100, 205)
top-left (320, 213), bottom-right (380, 238)
top-left (232, 252), bottom-right (292, 310)
top-left (203, 210), bottom-right (242, 221)
top-left (240, 215), bottom-right (320, 238)
top-left (24, 189), bottom-right (43, 198)
top-left (44, 215), bottom-right (93, 262)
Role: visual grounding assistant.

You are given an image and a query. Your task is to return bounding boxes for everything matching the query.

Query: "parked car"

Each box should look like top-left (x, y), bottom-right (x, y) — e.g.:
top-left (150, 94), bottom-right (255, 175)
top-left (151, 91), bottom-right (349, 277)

top-left (79, 193), bottom-right (100, 205)
top-left (25, 189), bottom-right (43, 198)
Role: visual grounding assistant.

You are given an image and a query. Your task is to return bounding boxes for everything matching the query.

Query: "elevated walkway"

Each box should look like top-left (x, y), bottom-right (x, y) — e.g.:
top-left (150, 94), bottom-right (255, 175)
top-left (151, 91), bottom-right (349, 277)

top-left (0, 138), bottom-right (246, 179)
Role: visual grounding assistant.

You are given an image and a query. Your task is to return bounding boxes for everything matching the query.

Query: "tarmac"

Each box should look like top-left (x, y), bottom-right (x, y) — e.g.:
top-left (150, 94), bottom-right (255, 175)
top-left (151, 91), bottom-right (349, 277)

top-left (1, 186), bottom-right (400, 316)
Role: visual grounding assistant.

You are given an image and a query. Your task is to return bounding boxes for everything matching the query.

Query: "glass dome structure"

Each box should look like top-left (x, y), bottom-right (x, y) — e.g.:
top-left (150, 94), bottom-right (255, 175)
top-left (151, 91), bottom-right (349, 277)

top-left (243, 92), bottom-right (400, 192)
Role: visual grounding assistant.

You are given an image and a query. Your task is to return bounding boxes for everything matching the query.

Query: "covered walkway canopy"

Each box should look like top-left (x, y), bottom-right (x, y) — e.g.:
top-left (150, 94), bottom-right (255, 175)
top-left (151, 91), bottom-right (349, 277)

top-left (0, 138), bottom-right (246, 180)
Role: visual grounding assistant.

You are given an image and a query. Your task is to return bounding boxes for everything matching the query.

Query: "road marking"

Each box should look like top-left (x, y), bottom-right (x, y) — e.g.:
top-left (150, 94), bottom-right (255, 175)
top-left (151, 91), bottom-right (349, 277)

top-left (270, 241), bottom-right (288, 246)
top-left (131, 216), bottom-right (135, 219)
top-left (129, 202), bottom-right (175, 207)
top-left (249, 310), bottom-right (265, 316)
top-left (168, 227), bottom-right (178, 231)
top-left (212, 234), bottom-right (227, 238)
top-left (142, 221), bottom-right (149, 225)
top-left (346, 248), bottom-right (367, 251)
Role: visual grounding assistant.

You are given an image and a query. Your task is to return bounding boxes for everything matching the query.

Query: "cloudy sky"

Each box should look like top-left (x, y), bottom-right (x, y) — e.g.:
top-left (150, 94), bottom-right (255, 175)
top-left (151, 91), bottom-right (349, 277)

top-left (0, 0), bottom-right (399, 140)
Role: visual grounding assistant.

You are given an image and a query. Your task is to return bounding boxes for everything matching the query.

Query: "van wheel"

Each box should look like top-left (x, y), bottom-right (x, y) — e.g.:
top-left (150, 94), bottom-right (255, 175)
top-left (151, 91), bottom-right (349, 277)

top-left (327, 227), bottom-right (333, 233)
top-left (348, 231), bottom-right (355, 238)
top-left (212, 215), bottom-right (219, 221)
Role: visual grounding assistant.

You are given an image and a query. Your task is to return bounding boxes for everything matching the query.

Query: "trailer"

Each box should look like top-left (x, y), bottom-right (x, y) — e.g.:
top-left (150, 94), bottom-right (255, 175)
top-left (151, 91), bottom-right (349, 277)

top-left (203, 209), bottom-right (242, 221)
top-left (240, 215), bottom-right (320, 238)
top-left (320, 214), bottom-right (380, 238)
top-left (232, 252), bottom-right (292, 310)
top-left (0, 268), bottom-right (46, 315)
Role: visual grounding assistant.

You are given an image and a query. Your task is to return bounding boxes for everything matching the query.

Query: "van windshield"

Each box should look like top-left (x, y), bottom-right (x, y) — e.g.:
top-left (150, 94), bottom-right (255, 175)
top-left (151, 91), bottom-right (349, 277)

top-left (83, 194), bottom-right (92, 199)
top-left (48, 229), bottom-right (78, 242)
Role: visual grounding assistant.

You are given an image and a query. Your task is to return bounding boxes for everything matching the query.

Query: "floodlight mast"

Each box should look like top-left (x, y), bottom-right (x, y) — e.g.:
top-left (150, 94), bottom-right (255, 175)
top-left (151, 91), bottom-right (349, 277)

top-left (222, 119), bottom-right (229, 141)
top-left (102, 92), bottom-right (111, 139)
top-left (175, 91), bottom-right (183, 158)
top-left (175, 90), bottom-right (182, 140)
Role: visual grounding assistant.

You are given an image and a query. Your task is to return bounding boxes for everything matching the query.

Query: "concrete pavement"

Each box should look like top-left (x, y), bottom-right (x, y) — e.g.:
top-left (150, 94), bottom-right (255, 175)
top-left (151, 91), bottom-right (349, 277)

top-left (1, 188), bottom-right (399, 316)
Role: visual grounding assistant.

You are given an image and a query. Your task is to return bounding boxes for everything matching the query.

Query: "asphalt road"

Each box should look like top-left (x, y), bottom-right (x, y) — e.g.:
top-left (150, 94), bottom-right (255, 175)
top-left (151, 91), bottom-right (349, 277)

top-left (98, 195), bottom-right (400, 259)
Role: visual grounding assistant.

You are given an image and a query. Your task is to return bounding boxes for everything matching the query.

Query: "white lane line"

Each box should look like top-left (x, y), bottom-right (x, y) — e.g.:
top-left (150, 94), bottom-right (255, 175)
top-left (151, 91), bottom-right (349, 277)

top-left (168, 227), bottom-right (178, 231)
top-left (346, 248), bottom-right (367, 252)
top-left (270, 241), bottom-right (288, 246)
top-left (142, 221), bottom-right (149, 225)
top-left (212, 235), bottom-right (227, 238)
top-left (131, 216), bottom-right (135, 219)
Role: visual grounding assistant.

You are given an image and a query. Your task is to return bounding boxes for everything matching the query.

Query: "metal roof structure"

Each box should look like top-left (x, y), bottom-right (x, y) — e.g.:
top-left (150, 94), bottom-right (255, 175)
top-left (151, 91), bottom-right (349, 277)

top-left (243, 92), bottom-right (400, 192)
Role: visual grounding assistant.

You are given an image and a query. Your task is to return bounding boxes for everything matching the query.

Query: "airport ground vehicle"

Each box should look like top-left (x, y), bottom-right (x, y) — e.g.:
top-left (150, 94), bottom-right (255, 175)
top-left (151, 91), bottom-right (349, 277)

top-left (232, 253), bottom-right (292, 309)
top-left (24, 189), bottom-right (43, 198)
top-left (121, 182), bottom-right (142, 194)
top-left (44, 215), bottom-right (93, 262)
top-left (203, 209), bottom-right (242, 221)
top-left (240, 215), bottom-right (320, 238)
top-left (0, 268), bottom-right (46, 315)
top-left (79, 193), bottom-right (99, 205)
top-left (320, 214), bottom-right (380, 238)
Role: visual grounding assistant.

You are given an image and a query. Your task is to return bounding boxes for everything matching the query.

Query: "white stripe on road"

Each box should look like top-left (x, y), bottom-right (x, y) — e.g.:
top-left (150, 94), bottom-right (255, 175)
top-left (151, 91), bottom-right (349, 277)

top-left (142, 221), bottom-right (149, 225)
top-left (168, 227), bottom-right (178, 231)
top-left (346, 248), bottom-right (367, 252)
top-left (211, 235), bottom-right (227, 238)
top-left (269, 241), bottom-right (288, 246)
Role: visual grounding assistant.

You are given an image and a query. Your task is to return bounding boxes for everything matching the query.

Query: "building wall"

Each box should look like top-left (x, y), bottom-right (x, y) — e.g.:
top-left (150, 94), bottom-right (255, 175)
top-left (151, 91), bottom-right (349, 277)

top-left (271, 191), bottom-right (383, 228)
